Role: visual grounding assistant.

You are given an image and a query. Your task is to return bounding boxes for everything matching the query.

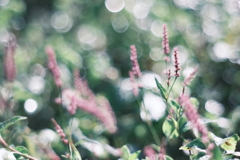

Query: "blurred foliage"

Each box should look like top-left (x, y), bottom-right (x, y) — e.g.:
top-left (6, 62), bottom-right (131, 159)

top-left (1, 0), bottom-right (240, 159)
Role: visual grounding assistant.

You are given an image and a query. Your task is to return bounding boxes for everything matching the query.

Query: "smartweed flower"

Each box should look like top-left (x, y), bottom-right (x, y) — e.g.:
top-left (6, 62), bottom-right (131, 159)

top-left (45, 46), bottom-right (62, 87)
top-left (173, 48), bottom-right (180, 77)
top-left (4, 34), bottom-right (16, 82)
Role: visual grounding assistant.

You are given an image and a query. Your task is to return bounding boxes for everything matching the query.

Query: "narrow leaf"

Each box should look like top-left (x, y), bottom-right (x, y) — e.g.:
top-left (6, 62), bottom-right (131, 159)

top-left (69, 143), bottom-right (82, 160)
top-left (155, 78), bottom-right (167, 100)
top-left (165, 155), bottom-right (174, 160)
top-left (0, 116), bottom-right (27, 133)
top-left (121, 145), bottom-right (131, 159)
top-left (212, 144), bottom-right (223, 160)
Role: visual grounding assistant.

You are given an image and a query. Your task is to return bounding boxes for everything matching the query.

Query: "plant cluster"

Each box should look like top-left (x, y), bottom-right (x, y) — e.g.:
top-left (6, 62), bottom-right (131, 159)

top-left (0, 22), bottom-right (240, 160)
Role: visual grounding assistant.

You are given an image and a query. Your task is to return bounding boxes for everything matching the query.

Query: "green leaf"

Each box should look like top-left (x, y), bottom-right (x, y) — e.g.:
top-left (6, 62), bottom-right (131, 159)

top-left (120, 145), bottom-right (131, 159)
top-left (155, 78), bottom-right (167, 100)
top-left (212, 144), bottom-right (223, 160)
top-left (0, 116), bottom-right (27, 133)
top-left (170, 100), bottom-right (181, 110)
top-left (210, 132), bottom-right (239, 152)
top-left (220, 134), bottom-right (239, 152)
top-left (120, 145), bottom-right (141, 160)
top-left (179, 139), bottom-right (206, 151)
top-left (129, 150), bottom-right (141, 160)
top-left (178, 116), bottom-right (188, 134)
top-left (69, 143), bottom-right (82, 160)
top-left (13, 146), bottom-right (29, 159)
top-left (165, 155), bottom-right (174, 160)
top-left (190, 152), bottom-right (207, 160)
top-left (162, 118), bottom-right (179, 139)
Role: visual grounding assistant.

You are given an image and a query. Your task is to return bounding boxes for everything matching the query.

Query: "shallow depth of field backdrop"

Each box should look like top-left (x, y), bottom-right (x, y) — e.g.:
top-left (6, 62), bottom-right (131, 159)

top-left (1, 0), bottom-right (240, 159)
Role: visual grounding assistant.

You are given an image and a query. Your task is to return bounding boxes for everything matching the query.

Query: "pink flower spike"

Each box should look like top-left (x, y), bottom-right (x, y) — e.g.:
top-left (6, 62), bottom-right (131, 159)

top-left (129, 71), bottom-right (139, 96)
top-left (173, 48), bottom-right (180, 77)
top-left (4, 33), bottom-right (16, 82)
top-left (45, 46), bottom-right (62, 87)
top-left (51, 118), bottom-right (69, 144)
top-left (183, 68), bottom-right (198, 86)
top-left (130, 45), bottom-right (141, 77)
top-left (179, 94), bottom-right (209, 143)
top-left (162, 24), bottom-right (170, 55)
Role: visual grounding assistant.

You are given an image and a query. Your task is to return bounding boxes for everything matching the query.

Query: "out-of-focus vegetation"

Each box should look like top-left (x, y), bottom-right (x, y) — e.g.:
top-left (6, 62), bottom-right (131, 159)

top-left (1, 0), bottom-right (240, 159)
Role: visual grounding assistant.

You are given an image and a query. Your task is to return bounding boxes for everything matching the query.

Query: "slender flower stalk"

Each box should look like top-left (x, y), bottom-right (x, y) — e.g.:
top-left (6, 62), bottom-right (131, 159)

top-left (183, 68), bottom-right (198, 86)
top-left (179, 94), bottom-right (208, 143)
top-left (173, 48), bottom-right (180, 77)
top-left (166, 69), bottom-right (171, 87)
top-left (162, 24), bottom-right (170, 56)
top-left (51, 118), bottom-right (69, 144)
top-left (4, 34), bottom-right (16, 82)
top-left (45, 46), bottom-right (62, 87)
top-left (130, 45), bottom-right (141, 77)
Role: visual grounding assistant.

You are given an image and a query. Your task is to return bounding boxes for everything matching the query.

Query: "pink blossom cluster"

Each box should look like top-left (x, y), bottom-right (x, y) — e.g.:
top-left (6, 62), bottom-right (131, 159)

top-left (129, 70), bottom-right (140, 96)
top-left (45, 46), bottom-right (62, 87)
top-left (51, 118), bottom-right (69, 144)
top-left (144, 145), bottom-right (166, 160)
top-left (129, 45), bottom-right (142, 96)
top-left (173, 48), bottom-right (180, 77)
top-left (158, 145), bottom-right (166, 160)
top-left (166, 69), bottom-right (171, 87)
top-left (183, 68), bottom-right (198, 86)
top-left (130, 45), bottom-right (141, 78)
top-left (179, 94), bottom-right (208, 143)
top-left (73, 69), bottom-right (95, 100)
top-left (61, 88), bottom-right (117, 133)
top-left (143, 145), bottom-right (156, 160)
top-left (4, 34), bottom-right (16, 82)
top-left (162, 24), bottom-right (170, 55)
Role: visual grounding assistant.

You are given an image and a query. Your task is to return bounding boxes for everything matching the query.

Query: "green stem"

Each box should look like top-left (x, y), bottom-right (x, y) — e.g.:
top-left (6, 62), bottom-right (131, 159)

top-left (167, 77), bottom-right (177, 98)
top-left (57, 87), bottom-right (71, 158)
top-left (138, 89), bottom-right (161, 146)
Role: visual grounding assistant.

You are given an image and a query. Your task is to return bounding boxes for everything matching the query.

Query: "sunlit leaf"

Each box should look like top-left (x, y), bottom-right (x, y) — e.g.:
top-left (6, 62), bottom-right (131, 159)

top-left (190, 152), bottom-right (208, 160)
top-left (162, 118), bottom-right (179, 139)
top-left (120, 145), bottom-right (131, 159)
top-left (69, 143), bottom-right (82, 160)
top-left (179, 139), bottom-right (206, 151)
top-left (0, 116), bottom-right (27, 133)
top-left (129, 150), bottom-right (141, 160)
top-left (210, 132), bottom-right (239, 152)
top-left (220, 134), bottom-right (239, 152)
